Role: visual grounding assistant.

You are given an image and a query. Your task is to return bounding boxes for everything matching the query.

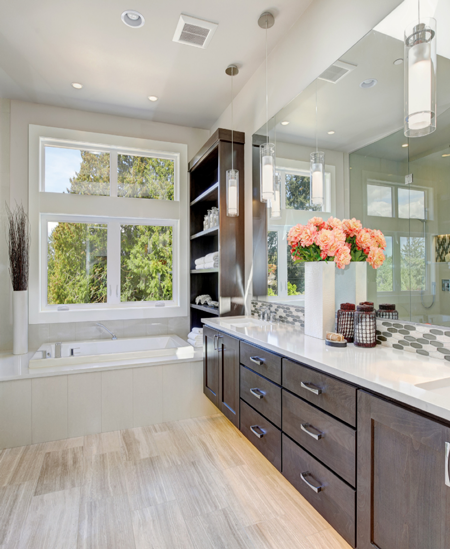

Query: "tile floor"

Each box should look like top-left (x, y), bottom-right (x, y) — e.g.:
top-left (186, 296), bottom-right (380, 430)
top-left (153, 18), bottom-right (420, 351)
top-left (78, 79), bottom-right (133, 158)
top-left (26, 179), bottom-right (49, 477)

top-left (0, 413), bottom-right (350, 549)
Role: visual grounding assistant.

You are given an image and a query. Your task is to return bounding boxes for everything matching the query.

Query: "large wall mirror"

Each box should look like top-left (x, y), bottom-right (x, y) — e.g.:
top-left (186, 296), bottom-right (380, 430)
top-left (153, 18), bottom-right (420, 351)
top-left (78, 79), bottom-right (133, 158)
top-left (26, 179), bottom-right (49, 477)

top-left (253, 0), bottom-right (450, 328)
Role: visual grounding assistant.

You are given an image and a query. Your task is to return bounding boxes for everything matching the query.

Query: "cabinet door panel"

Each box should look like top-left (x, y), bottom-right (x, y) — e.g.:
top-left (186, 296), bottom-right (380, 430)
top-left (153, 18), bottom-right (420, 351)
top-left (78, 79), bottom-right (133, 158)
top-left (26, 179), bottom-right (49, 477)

top-left (357, 390), bottom-right (450, 549)
top-left (218, 332), bottom-right (239, 427)
top-left (203, 327), bottom-right (219, 407)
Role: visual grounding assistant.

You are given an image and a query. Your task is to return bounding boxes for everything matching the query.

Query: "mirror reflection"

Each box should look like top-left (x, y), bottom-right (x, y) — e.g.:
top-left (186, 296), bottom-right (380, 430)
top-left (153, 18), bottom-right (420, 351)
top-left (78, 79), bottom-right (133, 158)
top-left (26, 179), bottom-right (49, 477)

top-left (253, 1), bottom-right (450, 327)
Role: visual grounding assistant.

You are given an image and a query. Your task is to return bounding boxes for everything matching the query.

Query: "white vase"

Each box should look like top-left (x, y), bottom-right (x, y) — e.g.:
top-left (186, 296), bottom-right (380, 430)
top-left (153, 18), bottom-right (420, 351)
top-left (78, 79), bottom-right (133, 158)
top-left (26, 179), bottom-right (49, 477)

top-left (13, 290), bottom-right (28, 355)
top-left (335, 262), bottom-right (368, 310)
top-left (305, 262), bottom-right (336, 340)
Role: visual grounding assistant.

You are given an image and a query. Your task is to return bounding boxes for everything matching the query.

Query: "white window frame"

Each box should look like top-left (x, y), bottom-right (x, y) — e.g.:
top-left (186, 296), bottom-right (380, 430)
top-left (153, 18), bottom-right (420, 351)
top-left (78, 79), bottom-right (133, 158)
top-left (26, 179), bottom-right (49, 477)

top-left (29, 125), bottom-right (188, 324)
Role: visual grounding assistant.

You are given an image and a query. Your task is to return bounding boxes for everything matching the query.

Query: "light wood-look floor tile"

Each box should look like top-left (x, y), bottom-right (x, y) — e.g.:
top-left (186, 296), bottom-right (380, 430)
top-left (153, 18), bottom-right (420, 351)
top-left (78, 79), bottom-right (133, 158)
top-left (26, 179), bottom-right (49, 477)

top-left (18, 487), bottom-right (80, 549)
top-left (0, 413), bottom-right (352, 549)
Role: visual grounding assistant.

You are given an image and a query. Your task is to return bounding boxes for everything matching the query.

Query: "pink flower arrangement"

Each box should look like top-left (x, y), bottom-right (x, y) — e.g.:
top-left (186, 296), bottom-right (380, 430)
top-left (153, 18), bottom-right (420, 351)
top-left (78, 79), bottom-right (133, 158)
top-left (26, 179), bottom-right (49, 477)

top-left (287, 217), bottom-right (386, 270)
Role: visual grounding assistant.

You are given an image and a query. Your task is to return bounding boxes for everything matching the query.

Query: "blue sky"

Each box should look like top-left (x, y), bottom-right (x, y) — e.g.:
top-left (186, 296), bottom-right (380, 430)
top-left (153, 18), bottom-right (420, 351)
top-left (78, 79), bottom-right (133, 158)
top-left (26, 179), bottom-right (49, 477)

top-left (45, 146), bottom-right (83, 193)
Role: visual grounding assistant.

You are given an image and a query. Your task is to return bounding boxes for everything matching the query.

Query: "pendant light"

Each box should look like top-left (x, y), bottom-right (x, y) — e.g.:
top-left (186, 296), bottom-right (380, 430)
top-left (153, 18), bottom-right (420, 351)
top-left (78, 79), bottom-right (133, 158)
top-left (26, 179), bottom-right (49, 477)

top-left (270, 172), bottom-right (281, 218)
top-left (226, 65), bottom-right (239, 217)
top-left (259, 12), bottom-right (276, 203)
top-left (404, 0), bottom-right (436, 137)
top-left (310, 81), bottom-right (324, 207)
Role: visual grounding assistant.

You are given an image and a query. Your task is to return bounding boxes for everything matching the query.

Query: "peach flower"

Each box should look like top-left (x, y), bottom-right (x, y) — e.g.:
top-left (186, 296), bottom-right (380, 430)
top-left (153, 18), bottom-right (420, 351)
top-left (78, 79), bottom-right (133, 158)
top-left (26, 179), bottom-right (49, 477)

top-left (328, 228), bottom-right (347, 256)
top-left (287, 224), bottom-right (304, 247)
top-left (334, 245), bottom-right (351, 269)
top-left (316, 229), bottom-right (334, 254)
top-left (300, 224), bottom-right (317, 247)
top-left (343, 218), bottom-right (362, 237)
top-left (308, 216), bottom-right (325, 230)
top-left (367, 247), bottom-right (385, 269)
top-left (371, 229), bottom-right (387, 250)
top-left (355, 228), bottom-right (373, 252)
top-left (326, 217), bottom-right (343, 231)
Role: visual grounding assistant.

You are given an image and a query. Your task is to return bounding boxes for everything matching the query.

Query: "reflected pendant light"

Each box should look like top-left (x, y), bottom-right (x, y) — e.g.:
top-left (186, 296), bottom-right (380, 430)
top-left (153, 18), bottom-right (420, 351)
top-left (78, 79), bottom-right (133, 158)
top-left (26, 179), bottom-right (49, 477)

top-left (226, 65), bottom-right (239, 217)
top-left (259, 12), bottom-right (276, 203)
top-left (310, 82), bottom-right (324, 206)
top-left (270, 172), bottom-right (281, 218)
top-left (404, 0), bottom-right (437, 137)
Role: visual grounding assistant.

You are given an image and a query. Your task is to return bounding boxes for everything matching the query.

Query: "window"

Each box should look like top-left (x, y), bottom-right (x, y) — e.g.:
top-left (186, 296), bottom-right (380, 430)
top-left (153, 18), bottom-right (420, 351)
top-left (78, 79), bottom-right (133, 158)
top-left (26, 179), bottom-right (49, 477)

top-left (30, 125), bottom-right (188, 323)
top-left (376, 236), bottom-right (393, 292)
top-left (267, 229), bottom-right (305, 301)
top-left (398, 188), bottom-right (425, 219)
top-left (367, 184), bottom-right (393, 217)
top-left (268, 231), bottom-right (278, 296)
top-left (278, 167), bottom-right (330, 213)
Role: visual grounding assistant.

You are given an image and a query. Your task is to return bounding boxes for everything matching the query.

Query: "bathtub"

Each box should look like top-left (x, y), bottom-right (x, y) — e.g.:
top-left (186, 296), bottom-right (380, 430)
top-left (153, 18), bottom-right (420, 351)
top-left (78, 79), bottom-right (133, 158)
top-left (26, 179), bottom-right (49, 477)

top-left (29, 335), bottom-right (195, 370)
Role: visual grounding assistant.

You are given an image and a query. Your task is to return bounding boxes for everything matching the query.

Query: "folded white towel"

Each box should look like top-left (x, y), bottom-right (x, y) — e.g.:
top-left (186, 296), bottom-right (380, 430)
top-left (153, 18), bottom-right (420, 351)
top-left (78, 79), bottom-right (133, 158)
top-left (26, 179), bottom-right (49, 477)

top-left (188, 338), bottom-right (203, 348)
top-left (203, 261), bottom-right (218, 269)
top-left (188, 332), bottom-right (202, 341)
top-left (192, 327), bottom-right (203, 334)
top-left (205, 252), bottom-right (219, 262)
top-left (195, 257), bottom-right (205, 266)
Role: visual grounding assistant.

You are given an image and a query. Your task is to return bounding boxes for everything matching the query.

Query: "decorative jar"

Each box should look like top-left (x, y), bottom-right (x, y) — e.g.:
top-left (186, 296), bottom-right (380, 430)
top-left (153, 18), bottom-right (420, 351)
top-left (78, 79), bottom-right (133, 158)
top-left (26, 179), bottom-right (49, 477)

top-left (354, 303), bottom-right (377, 348)
top-left (336, 303), bottom-right (356, 343)
top-left (376, 303), bottom-right (398, 320)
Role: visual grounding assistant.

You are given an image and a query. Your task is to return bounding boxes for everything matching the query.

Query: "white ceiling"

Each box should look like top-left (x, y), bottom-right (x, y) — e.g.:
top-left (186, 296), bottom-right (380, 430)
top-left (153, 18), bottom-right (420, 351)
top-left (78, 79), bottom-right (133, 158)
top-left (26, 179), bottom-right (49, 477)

top-left (0, 0), bottom-right (313, 129)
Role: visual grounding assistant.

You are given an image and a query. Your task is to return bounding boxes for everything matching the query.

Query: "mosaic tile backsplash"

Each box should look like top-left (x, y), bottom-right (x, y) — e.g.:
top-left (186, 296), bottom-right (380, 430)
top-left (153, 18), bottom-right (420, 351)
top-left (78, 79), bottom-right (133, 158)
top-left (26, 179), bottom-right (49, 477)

top-left (251, 300), bottom-right (450, 362)
top-left (251, 300), bottom-right (305, 327)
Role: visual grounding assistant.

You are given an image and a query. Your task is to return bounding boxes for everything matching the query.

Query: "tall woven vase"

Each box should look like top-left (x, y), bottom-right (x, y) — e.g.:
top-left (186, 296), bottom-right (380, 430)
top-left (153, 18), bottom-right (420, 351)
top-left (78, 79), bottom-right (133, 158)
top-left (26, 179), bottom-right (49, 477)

top-left (335, 262), bottom-right (367, 310)
top-left (304, 262), bottom-right (336, 340)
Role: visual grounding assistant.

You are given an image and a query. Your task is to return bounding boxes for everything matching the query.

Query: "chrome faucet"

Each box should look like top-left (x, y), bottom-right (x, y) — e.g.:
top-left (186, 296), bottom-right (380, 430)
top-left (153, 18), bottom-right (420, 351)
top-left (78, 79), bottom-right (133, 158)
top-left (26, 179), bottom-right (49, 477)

top-left (96, 323), bottom-right (117, 340)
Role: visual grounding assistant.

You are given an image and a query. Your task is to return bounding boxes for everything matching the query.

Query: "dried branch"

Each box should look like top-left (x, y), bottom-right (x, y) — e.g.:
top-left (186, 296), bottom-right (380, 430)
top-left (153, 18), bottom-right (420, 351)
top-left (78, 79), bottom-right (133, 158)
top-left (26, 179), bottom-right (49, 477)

top-left (5, 203), bottom-right (30, 291)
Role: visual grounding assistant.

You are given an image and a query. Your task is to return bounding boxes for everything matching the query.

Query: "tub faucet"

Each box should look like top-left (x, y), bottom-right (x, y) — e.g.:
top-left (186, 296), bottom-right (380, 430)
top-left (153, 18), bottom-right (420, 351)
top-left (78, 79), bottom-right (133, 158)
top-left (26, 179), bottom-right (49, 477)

top-left (96, 323), bottom-right (117, 340)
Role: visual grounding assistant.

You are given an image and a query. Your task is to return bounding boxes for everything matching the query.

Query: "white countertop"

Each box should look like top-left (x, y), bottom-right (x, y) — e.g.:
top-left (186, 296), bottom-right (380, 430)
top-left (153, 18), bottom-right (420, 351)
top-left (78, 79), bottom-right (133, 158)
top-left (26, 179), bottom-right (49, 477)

top-left (202, 316), bottom-right (450, 423)
top-left (0, 346), bottom-right (203, 381)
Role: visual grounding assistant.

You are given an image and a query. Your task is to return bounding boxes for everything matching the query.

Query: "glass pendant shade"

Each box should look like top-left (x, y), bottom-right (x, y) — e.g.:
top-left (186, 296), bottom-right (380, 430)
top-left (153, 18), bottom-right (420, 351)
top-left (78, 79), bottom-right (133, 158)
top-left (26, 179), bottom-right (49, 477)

top-left (310, 151), bottom-right (325, 206)
top-left (404, 18), bottom-right (436, 137)
top-left (226, 169), bottom-right (239, 217)
top-left (270, 174), bottom-right (281, 218)
top-left (260, 142), bottom-right (276, 202)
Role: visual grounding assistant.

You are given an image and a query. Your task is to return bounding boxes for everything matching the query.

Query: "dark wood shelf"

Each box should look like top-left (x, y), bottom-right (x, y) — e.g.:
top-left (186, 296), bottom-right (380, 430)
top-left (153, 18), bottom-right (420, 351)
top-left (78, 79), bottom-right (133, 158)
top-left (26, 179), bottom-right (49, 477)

top-left (190, 304), bottom-right (220, 315)
top-left (190, 227), bottom-right (219, 240)
top-left (190, 183), bottom-right (219, 206)
top-left (190, 268), bottom-right (219, 274)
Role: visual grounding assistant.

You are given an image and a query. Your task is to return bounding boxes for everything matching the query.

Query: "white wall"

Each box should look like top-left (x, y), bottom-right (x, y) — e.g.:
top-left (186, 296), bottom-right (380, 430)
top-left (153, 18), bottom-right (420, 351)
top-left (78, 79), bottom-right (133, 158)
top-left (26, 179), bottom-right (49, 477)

top-left (0, 100), bottom-right (209, 352)
top-left (210, 0), bottom-right (402, 310)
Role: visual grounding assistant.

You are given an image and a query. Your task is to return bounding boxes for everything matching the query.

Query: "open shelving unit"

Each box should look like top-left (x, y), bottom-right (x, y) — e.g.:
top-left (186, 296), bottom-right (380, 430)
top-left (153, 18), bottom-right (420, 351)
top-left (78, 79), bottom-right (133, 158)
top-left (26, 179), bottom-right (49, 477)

top-left (189, 128), bottom-right (245, 329)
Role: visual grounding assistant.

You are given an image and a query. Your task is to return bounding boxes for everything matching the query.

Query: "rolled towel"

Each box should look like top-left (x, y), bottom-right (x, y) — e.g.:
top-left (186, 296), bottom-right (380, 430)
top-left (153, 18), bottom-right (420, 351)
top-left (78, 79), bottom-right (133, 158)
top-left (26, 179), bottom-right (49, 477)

top-left (188, 332), bottom-right (203, 341)
top-left (204, 252), bottom-right (218, 262)
top-left (203, 261), bottom-right (218, 269)
top-left (192, 327), bottom-right (203, 334)
top-left (195, 257), bottom-right (205, 266)
top-left (188, 338), bottom-right (203, 348)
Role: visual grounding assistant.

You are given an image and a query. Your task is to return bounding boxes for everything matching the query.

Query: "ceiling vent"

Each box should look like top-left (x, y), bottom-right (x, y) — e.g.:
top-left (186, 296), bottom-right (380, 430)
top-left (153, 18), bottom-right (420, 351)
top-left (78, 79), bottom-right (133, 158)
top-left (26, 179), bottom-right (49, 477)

top-left (173, 14), bottom-right (218, 49)
top-left (318, 60), bottom-right (357, 84)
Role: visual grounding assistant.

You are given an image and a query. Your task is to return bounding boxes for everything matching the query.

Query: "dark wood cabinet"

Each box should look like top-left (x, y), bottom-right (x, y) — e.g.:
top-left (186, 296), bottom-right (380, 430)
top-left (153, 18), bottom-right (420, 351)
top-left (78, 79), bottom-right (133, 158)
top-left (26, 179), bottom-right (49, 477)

top-left (203, 327), bottom-right (239, 427)
top-left (357, 391), bottom-right (450, 549)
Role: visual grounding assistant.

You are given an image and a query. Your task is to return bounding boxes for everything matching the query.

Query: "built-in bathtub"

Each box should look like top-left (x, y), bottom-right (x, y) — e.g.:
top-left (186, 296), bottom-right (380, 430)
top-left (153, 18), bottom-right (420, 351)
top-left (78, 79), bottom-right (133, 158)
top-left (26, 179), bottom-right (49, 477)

top-left (29, 335), bottom-right (193, 370)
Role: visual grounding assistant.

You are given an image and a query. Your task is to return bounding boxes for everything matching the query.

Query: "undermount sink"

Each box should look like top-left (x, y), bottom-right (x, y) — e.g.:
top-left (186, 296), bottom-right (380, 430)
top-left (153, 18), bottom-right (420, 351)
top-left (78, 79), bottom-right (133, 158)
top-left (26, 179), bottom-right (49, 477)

top-left (415, 377), bottom-right (450, 396)
top-left (221, 318), bottom-right (267, 329)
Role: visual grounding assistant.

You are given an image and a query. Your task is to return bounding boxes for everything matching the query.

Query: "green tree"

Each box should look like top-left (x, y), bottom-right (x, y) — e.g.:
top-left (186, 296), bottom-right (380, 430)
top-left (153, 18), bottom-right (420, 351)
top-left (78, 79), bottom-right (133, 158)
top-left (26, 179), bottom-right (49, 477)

top-left (47, 152), bottom-right (174, 305)
top-left (285, 174), bottom-right (321, 212)
top-left (376, 255), bottom-right (393, 292)
top-left (268, 231), bottom-right (278, 295)
top-left (401, 237), bottom-right (425, 291)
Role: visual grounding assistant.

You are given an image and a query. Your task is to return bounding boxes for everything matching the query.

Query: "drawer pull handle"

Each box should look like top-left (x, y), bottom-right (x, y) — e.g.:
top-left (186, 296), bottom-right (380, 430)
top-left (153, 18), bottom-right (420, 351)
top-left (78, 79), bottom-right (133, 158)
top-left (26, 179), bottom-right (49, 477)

top-left (301, 423), bottom-right (323, 441)
top-left (250, 388), bottom-right (264, 399)
top-left (250, 425), bottom-right (265, 439)
top-left (300, 472), bottom-right (323, 494)
top-left (446, 442), bottom-right (450, 487)
top-left (300, 381), bottom-right (322, 395)
top-left (250, 356), bottom-right (265, 366)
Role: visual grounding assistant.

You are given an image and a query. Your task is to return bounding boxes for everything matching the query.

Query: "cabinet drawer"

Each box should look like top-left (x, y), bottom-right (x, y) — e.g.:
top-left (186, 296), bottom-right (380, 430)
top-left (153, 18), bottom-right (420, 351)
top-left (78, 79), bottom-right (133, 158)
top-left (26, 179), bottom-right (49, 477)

top-left (283, 359), bottom-right (356, 427)
top-left (240, 400), bottom-right (281, 471)
top-left (282, 389), bottom-right (355, 486)
top-left (240, 342), bottom-right (281, 384)
top-left (240, 365), bottom-right (281, 428)
top-left (283, 434), bottom-right (355, 547)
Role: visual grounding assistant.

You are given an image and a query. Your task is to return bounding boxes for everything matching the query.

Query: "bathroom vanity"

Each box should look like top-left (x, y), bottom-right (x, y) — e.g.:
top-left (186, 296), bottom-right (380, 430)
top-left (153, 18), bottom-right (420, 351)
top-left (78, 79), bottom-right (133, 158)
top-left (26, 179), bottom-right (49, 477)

top-left (202, 317), bottom-right (450, 548)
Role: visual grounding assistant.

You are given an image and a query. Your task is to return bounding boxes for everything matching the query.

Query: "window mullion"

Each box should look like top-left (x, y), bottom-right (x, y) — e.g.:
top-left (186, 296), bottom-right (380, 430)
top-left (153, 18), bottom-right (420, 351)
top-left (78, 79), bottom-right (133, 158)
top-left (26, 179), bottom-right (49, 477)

top-left (107, 222), bottom-right (121, 304)
top-left (110, 151), bottom-right (118, 198)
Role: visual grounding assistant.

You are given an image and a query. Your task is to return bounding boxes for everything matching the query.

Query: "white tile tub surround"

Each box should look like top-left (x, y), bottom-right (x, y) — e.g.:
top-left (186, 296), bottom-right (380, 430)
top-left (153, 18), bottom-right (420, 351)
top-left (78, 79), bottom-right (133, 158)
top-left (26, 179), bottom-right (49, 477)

top-left (0, 360), bottom-right (215, 449)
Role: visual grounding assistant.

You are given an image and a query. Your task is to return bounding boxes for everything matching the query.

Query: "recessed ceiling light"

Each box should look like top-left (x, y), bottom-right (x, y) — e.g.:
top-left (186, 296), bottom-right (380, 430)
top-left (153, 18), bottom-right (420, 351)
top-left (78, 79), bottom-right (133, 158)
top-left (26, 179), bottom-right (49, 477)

top-left (393, 58), bottom-right (404, 65)
top-left (402, 143), bottom-right (409, 148)
top-left (148, 96), bottom-right (158, 102)
top-left (72, 82), bottom-right (83, 89)
top-left (442, 153), bottom-right (450, 157)
top-left (327, 130), bottom-right (335, 135)
top-left (121, 10), bottom-right (145, 28)
top-left (281, 121), bottom-right (289, 126)
top-left (360, 78), bottom-right (377, 89)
